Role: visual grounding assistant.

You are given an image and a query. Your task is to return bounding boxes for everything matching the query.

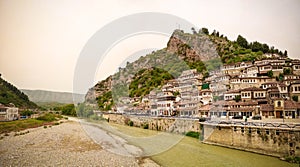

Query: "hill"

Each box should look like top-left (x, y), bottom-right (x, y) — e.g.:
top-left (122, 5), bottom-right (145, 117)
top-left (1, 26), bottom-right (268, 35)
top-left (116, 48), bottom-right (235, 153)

top-left (21, 89), bottom-right (85, 104)
top-left (0, 75), bottom-right (38, 108)
top-left (85, 28), bottom-right (288, 111)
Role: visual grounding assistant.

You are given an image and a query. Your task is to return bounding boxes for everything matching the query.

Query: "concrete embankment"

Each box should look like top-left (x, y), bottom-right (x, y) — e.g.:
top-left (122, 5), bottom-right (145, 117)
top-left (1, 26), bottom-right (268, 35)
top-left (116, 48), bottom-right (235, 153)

top-left (200, 121), bottom-right (300, 158)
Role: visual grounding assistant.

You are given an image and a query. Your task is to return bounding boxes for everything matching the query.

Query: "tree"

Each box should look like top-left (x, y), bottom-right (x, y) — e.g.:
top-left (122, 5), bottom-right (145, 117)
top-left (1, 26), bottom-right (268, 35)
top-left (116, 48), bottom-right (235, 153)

top-left (283, 68), bottom-right (291, 75)
top-left (20, 110), bottom-right (34, 116)
top-left (213, 96), bottom-right (219, 102)
top-left (201, 28), bottom-right (209, 35)
top-left (211, 30), bottom-right (216, 36)
top-left (270, 46), bottom-right (275, 54)
top-left (236, 35), bottom-right (248, 48)
top-left (61, 104), bottom-right (76, 116)
top-left (191, 27), bottom-right (197, 34)
top-left (252, 41), bottom-right (263, 52)
top-left (279, 73), bottom-right (284, 81)
top-left (283, 50), bottom-right (288, 57)
top-left (234, 95), bottom-right (241, 102)
top-left (202, 83), bottom-right (209, 90)
top-left (292, 96), bottom-right (298, 102)
top-left (267, 70), bottom-right (273, 78)
top-left (262, 43), bottom-right (269, 53)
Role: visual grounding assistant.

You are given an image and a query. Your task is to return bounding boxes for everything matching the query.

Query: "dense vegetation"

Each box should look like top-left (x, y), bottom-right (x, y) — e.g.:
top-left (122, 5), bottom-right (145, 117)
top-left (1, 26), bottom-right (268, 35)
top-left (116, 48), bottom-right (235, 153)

top-left (0, 76), bottom-right (37, 108)
top-left (97, 91), bottom-right (114, 111)
top-left (202, 28), bottom-right (287, 64)
top-left (60, 104), bottom-right (76, 116)
top-left (129, 68), bottom-right (174, 97)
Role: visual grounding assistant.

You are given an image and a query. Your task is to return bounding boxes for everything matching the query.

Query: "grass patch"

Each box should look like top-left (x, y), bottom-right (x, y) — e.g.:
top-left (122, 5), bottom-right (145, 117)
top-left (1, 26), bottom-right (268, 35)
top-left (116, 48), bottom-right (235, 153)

top-left (284, 156), bottom-right (300, 164)
top-left (0, 119), bottom-right (45, 134)
top-left (185, 131), bottom-right (199, 139)
top-left (0, 113), bottom-right (63, 134)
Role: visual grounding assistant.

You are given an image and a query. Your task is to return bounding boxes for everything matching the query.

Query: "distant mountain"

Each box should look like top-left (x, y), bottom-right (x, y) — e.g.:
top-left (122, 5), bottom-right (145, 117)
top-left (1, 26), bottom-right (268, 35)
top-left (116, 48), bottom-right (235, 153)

top-left (0, 76), bottom-right (38, 108)
top-left (21, 89), bottom-right (85, 104)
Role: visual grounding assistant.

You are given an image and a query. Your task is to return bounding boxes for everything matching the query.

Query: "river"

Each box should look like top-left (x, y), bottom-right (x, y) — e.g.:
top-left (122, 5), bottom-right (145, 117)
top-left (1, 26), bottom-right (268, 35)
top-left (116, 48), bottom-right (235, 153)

top-left (75, 118), bottom-right (298, 167)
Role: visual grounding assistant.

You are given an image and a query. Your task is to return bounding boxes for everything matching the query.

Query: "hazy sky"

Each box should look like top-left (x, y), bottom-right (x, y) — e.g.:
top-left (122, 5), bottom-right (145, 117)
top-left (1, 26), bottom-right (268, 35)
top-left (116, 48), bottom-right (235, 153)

top-left (0, 0), bottom-right (299, 93)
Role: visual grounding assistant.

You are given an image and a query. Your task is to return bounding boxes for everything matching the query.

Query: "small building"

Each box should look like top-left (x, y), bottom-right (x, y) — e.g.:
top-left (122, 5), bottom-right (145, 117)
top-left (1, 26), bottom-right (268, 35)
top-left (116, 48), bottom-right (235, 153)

top-left (199, 89), bottom-right (213, 105)
top-left (240, 87), bottom-right (266, 102)
top-left (260, 104), bottom-right (275, 118)
top-left (224, 90), bottom-right (240, 101)
top-left (156, 91), bottom-right (176, 116)
top-left (0, 104), bottom-right (19, 121)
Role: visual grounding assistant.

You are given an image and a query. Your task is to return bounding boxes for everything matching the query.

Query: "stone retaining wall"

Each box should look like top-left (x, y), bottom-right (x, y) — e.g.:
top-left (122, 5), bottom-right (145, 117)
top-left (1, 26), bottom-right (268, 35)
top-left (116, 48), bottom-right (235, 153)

top-left (201, 123), bottom-right (300, 157)
top-left (104, 113), bottom-right (199, 134)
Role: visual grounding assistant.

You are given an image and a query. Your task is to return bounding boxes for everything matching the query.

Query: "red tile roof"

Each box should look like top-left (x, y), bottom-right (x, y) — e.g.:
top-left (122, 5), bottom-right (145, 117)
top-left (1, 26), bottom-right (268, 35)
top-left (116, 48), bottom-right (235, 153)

top-left (284, 100), bottom-right (298, 110)
top-left (260, 104), bottom-right (274, 112)
top-left (241, 87), bottom-right (265, 92)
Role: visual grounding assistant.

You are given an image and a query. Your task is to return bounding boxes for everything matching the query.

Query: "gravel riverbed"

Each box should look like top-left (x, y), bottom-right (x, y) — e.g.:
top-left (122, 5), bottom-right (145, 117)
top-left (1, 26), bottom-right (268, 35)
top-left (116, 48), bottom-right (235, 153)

top-left (0, 120), bottom-right (159, 167)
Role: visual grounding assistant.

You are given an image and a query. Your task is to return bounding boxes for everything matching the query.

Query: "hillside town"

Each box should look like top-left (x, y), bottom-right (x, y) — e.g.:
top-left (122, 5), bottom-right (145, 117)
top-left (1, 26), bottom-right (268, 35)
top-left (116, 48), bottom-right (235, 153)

top-left (117, 55), bottom-right (300, 120)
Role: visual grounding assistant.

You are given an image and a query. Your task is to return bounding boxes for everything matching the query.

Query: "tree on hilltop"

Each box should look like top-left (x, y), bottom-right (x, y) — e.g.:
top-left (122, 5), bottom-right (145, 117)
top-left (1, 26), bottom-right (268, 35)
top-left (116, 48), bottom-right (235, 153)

top-left (236, 35), bottom-right (248, 48)
top-left (200, 28), bottom-right (209, 35)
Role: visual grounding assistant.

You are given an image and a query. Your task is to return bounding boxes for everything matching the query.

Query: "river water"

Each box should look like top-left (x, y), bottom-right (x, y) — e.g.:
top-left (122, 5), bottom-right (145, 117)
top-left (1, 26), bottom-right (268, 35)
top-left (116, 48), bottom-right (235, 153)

top-left (76, 118), bottom-right (297, 167)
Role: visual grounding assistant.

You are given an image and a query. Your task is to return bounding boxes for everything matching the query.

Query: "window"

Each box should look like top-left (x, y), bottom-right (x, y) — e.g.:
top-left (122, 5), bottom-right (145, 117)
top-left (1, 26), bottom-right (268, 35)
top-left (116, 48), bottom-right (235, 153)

top-left (277, 101), bottom-right (281, 107)
top-left (266, 129), bottom-right (269, 135)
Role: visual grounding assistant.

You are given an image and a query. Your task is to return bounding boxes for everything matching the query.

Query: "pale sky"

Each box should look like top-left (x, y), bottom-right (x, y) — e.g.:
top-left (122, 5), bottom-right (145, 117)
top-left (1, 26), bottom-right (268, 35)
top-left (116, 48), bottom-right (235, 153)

top-left (0, 0), bottom-right (299, 94)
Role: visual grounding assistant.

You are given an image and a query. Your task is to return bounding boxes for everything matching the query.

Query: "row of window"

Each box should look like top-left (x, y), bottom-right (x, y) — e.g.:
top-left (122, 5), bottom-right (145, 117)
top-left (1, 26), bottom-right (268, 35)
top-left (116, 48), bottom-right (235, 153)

top-left (291, 86), bottom-right (300, 92)
top-left (241, 92), bottom-right (251, 97)
top-left (254, 92), bottom-right (265, 97)
top-left (157, 103), bottom-right (171, 107)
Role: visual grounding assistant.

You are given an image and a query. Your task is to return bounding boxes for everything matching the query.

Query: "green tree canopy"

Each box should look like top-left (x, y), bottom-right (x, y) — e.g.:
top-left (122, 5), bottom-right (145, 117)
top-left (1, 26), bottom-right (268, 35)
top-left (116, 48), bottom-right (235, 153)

top-left (236, 35), bottom-right (248, 48)
top-left (267, 70), bottom-right (273, 78)
top-left (201, 28), bottom-right (209, 35)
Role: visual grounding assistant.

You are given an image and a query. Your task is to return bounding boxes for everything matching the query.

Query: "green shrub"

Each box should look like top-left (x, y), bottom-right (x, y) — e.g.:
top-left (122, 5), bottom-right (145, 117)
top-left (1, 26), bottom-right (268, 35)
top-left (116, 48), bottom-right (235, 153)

top-left (36, 113), bottom-right (56, 122)
top-left (284, 156), bottom-right (300, 164)
top-left (199, 117), bottom-right (206, 122)
top-left (43, 125), bottom-right (47, 129)
top-left (186, 131), bottom-right (199, 139)
top-left (129, 121), bottom-right (134, 127)
top-left (143, 123), bottom-right (149, 129)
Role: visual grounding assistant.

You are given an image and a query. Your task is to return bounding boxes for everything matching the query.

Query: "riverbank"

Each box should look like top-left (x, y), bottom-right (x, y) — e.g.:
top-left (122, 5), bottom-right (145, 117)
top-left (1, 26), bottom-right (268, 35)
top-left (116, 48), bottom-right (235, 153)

top-left (107, 121), bottom-right (297, 167)
top-left (0, 119), bottom-right (157, 167)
